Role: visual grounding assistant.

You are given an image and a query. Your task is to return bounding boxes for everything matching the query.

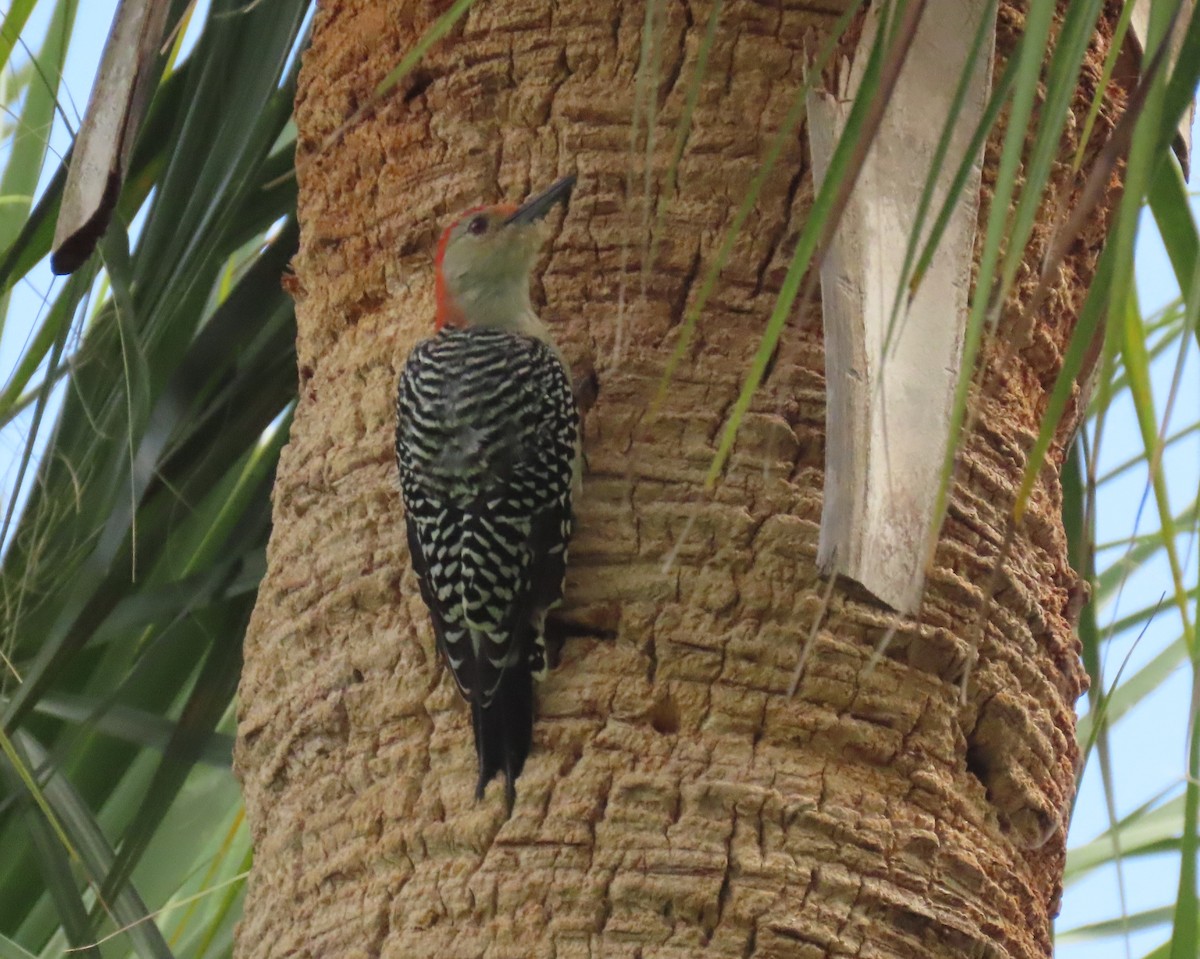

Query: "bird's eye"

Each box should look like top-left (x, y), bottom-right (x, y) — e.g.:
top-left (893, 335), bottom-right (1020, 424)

top-left (467, 215), bottom-right (488, 236)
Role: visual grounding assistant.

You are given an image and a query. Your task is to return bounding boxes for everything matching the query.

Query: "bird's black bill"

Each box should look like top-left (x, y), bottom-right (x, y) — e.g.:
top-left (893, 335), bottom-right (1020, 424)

top-left (504, 174), bottom-right (577, 226)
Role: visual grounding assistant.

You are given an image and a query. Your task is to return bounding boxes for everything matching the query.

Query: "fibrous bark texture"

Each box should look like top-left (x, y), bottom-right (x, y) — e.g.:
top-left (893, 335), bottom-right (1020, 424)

top-left (235, 1), bottom-right (1123, 957)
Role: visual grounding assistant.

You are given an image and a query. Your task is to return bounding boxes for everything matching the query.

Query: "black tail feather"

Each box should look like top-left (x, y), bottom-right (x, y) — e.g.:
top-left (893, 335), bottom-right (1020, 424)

top-left (472, 663), bottom-right (534, 811)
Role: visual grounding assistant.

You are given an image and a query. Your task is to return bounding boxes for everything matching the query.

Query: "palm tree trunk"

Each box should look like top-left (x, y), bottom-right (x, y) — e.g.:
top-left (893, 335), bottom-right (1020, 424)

top-left (234, 1), bottom-right (1124, 956)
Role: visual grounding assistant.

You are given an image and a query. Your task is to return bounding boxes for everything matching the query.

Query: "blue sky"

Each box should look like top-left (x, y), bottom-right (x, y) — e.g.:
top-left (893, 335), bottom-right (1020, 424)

top-left (2, 2), bottom-right (1198, 956)
top-left (1056, 107), bottom-right (1200, 954)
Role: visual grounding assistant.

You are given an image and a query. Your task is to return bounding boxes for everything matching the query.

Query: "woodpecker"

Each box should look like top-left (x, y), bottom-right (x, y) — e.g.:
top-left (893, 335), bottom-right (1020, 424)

top-left (395, 175), bottom-right (579, 808)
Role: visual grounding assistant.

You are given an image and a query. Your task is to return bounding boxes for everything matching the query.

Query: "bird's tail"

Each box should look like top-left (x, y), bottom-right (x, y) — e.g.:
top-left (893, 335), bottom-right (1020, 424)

top-left (471, 657), bottom-right (534, 811)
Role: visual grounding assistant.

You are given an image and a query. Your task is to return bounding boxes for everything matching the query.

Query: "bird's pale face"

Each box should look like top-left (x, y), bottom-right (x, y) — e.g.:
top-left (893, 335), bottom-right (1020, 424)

top-left (436, 206), bottom-right (545, 331)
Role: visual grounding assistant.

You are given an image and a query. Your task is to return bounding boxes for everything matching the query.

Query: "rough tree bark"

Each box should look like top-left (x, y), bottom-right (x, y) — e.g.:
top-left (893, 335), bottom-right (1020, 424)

top-left (234, 1), bottom-right (1126, 956)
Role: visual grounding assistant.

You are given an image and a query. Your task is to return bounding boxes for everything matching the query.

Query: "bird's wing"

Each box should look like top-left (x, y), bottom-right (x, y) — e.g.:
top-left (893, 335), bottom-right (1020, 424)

top-left (396, 330), bottom-right (578, 705)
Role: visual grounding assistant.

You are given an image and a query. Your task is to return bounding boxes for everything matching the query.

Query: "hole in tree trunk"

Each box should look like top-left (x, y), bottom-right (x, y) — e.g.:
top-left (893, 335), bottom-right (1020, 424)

top-left (403, 70), bottom-right (433, 104)
top-left (965, 742), bottom-right (990, 787)
top-left (649, 695), bottom-right (680, 735)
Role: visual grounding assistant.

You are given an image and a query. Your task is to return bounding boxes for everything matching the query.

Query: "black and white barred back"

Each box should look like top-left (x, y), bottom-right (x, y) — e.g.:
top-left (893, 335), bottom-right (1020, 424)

top-left (395, 327), bottom-right (578, 802)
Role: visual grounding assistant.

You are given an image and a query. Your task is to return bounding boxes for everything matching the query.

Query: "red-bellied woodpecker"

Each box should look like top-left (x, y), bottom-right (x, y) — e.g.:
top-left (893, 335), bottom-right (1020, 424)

top-left (395, 175), bottom-right (579, 808)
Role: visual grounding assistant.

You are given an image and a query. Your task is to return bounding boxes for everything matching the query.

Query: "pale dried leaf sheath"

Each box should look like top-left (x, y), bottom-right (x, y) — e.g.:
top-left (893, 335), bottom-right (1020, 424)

top-left (51, 0), bottom-right (170, 275)
top-left (1130, 0), bottom-right (1192, 175)
top-left (810, 0), bottom-right (996, 613)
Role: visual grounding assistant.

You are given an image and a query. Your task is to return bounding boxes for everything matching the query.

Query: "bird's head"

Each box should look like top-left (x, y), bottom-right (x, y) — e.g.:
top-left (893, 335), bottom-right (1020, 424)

top-left (434, 175), bottom-right (575, 335)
